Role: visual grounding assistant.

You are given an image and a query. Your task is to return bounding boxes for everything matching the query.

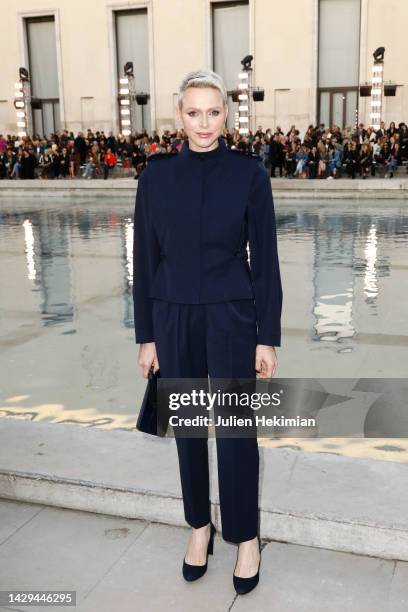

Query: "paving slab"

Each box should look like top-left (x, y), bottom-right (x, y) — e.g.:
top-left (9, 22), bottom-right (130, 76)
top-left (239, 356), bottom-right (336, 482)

top-left (0, 501), bottom-right (146, 609)
top-left (0, 498), bottom-right (42, 543)
top-left (1, 500), bottom-right (408, 612)
top-left (232, 541), bottom-right (396, 612)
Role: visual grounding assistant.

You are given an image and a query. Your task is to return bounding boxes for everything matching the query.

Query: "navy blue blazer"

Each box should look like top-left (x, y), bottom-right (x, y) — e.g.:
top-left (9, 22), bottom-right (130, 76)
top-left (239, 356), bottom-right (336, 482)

top-left (133, 135), bottom-right (283, 346)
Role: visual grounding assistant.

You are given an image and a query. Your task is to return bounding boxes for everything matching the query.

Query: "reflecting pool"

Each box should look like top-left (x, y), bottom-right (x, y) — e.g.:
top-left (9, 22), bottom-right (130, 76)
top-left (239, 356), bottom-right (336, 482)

top-left (1, 196), bottom-right (407, 460)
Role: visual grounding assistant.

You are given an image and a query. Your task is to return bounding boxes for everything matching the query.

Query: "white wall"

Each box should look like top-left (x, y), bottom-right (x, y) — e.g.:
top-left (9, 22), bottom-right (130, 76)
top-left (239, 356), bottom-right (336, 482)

top-left (0, 0), bottom-right (406, 137)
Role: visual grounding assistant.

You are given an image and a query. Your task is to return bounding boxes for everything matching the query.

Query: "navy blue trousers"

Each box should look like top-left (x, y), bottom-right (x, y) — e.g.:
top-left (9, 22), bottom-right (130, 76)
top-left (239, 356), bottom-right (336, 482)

top-left (152, 298), bottom-right (259, 544)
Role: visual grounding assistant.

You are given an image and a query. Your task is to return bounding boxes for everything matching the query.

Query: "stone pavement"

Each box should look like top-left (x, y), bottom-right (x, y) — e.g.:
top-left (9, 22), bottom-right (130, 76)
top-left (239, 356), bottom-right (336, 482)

top-left (2, 420), bottom-right (408, 564)
top-left (1, 498), bottom-right (407, 612)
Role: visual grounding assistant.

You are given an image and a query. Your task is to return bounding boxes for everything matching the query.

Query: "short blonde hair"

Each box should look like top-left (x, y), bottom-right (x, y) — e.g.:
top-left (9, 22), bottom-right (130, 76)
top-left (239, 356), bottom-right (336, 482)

top-left (178, 69), bottom-right (228, 109)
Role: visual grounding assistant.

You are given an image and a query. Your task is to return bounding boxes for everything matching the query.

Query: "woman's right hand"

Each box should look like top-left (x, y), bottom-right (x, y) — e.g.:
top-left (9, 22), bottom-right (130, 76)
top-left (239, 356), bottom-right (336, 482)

top-left (138, 342), bottom-right (160, 378)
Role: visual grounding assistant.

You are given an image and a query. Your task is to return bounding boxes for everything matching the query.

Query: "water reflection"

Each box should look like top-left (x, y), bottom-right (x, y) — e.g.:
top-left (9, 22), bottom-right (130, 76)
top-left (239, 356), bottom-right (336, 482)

top-left (278, 207), bottom-right (405, 352)
top-left (122, 216), bottom-right (135, 331)
top-left (363, 224), bottom-right (379, 301)
top-left (0, 198), bottom-right (407, 439)
top-left (1, 206), bottom-right (137, 330)
top-left (5, 208), bottom-right (74, 325)
top-left (1, 201), bottom-right (407, 342)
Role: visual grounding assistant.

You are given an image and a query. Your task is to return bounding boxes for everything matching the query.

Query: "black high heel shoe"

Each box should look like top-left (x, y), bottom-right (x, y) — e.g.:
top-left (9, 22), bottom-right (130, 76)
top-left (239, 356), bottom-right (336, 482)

top-left (233, 535), bottom-right (261, 595)
top-left (182, 521), bottom-right (216, 582)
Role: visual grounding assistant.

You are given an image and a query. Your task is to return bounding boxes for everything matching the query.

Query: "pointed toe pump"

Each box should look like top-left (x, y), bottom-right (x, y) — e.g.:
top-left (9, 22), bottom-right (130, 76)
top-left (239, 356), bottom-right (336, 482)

top-left (182, 521), bottom-right (216, 582)
top-left (233, 535), bottom-right (261, 595)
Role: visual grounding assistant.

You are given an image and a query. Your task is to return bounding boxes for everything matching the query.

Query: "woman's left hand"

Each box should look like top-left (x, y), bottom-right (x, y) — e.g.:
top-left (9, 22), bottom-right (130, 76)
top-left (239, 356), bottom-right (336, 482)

top-left (255, 345), bottom-right (278, 378)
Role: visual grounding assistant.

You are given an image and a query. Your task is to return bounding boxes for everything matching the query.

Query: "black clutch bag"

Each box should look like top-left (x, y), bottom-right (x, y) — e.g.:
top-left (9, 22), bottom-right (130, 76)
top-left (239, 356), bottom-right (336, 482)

top-left (136, 368), bottom-right (169, 437)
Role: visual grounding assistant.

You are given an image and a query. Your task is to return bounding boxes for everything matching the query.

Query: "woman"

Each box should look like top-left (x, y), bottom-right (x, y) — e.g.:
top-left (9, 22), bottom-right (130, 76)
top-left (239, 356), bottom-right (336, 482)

top-left (132, 141), bottom-right (147, 179)
top-left (82, 152), bottom-right (95, 179)
top-left (60, 147), bottom-right (71, 178)
top-left (285, 141), bottom-right (297, 177)
top-left (102, 147), bottom-right (117, 179)
top-left (20, 148), bottom-right (37, 179)
top-left (133, 70), bottom-right (282, 595)
top-left (4, 149), bottom-right (17, 179)
top-left (263, 129), bottom-right (271, 173)
top-left (317, 141), bottom-right (329, 178)
top-left (344, 141), bottom-right (360, 179)
top-left (307, 145), bottom-right (319, 179)
top-left (372, 138), bottom-right (384, 176)
top-left (269, 133), bottom-right (285, 178)
top-left (38, 148), bottom-right (52, 179)
top-left (51, 144), bottom-right (62, 179)
top-left (366, 126), bottom-right (377, 144)
top-left (386, 121), bottom-right (398, 139)
top-left (385, 139), bottom-right (399, 178)
top-left (294, 144), bottom-right (308, 178)
top-left (69, 144), bottom-right (81, 178)
top-left (83, 145), bottom-right (99, 179)
top-left (360, 143), bottom-right (373, 179)
top-left (327, 144), bottom-right (342, 179)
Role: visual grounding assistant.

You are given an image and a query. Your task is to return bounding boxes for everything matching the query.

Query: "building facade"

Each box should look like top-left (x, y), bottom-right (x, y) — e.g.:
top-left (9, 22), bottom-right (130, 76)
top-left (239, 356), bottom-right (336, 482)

top-left (0, 0), bottom-right (407, 138)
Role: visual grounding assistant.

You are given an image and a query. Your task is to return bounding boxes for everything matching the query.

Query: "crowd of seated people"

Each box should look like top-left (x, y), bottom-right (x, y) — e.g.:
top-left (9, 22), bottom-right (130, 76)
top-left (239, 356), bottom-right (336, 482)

top-left (0, 119), bottom-right (406, 180)
top-left (261, 121), bottom-right (407, 179)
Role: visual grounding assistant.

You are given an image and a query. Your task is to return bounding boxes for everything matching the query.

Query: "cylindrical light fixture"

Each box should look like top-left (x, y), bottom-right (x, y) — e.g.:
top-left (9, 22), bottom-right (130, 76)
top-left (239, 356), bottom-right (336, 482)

top-left (14, 80), bottom-right (27, 137)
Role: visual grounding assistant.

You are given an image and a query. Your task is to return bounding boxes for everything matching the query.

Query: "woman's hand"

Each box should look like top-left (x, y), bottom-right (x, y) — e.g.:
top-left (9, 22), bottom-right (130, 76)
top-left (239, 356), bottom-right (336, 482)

top-left (138, 342), bottom-right (160, 378)
top-left (255, 345), bottom-right (278, 378)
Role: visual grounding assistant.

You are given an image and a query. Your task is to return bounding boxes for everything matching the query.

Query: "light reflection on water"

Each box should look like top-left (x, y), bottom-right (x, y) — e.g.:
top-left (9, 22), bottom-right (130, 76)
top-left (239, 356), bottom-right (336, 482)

top-left (2, 203), bottom-right (407, 339)
top-left (1, 205), bottom-right (136, 329)
top-left (279, 207), bottom-right (407, 351)
top-left (0, 197), bottom-right (407, 456)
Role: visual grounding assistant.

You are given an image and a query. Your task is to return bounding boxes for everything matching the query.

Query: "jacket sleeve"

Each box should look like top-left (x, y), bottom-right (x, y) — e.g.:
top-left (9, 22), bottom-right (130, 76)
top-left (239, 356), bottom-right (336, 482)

top-left (132, 169), bottom-right (161, 344)
top-left (247, 162), bottom-right (283, 347)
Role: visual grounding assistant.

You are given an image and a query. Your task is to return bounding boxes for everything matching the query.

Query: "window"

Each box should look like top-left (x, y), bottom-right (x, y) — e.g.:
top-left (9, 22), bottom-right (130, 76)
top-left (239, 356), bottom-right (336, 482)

top-left (212, 1), bottom-right (249, 130)
top-left (317, 0), bottom-right (361, 129)
top-left (115, 9), bottom-right (150, 134)
top-left (26, 16), bottom-right (60, 137)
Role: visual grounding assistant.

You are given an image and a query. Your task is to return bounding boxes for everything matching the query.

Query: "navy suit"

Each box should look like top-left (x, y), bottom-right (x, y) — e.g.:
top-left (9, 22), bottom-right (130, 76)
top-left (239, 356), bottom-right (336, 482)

top-left (133, 135), bottom-right (282, 346)
top-left (133, 135), bottom-right (283, 543)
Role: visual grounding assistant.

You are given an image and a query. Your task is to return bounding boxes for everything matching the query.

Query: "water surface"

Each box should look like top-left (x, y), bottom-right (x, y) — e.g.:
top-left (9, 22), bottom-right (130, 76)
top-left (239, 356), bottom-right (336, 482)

top-left (0, 196), bottom-right (407, 460)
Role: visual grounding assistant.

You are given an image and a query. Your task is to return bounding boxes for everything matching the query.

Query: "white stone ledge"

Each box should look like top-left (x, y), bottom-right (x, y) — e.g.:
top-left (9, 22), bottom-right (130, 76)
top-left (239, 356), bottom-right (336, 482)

top-left (1, 419), bottom-right (407, 561)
